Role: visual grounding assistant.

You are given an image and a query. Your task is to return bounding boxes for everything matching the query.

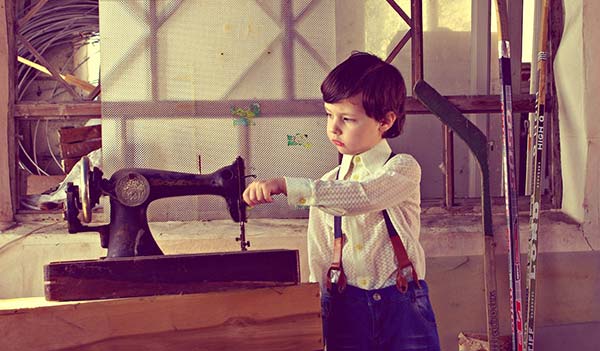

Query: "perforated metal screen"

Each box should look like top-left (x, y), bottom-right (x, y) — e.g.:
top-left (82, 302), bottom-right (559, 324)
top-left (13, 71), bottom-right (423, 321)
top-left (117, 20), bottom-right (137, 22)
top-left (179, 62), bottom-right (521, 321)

top-left (99, 0), bottom-right (517, 221)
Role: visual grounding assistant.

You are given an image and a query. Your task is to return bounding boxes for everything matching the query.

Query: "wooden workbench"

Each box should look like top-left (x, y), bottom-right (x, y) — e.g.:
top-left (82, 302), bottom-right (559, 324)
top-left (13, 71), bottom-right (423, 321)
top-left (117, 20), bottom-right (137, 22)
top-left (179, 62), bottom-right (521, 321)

top-left (0, 283), bottom-right (322, 351)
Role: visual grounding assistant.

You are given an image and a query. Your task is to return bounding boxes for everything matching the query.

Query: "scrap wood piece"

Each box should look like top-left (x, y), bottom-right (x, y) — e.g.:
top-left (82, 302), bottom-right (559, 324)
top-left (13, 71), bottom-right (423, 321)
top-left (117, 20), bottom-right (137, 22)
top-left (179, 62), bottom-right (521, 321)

top-left (60, 139), bottom-right (101, 159)
top-left (58, 125), bottom-right (101, 173)
top-left (458, 332), bottom-right (512, 351)
top-left (58, 124), bottom-right (101, 144)
top-left (17, 56), bottom-right (97, 93)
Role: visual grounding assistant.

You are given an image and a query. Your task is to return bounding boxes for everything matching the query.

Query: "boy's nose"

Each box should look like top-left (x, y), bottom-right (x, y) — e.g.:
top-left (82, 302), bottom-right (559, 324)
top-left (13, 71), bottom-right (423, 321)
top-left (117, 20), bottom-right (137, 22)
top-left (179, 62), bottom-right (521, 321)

top-left (328, 120), bottom-right (341, 134)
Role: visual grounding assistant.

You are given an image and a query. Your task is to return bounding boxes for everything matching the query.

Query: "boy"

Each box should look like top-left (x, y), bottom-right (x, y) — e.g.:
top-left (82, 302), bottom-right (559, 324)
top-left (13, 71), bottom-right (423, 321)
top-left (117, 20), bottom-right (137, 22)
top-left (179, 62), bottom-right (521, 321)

top-left (243, 52), bottom-right (441, 351)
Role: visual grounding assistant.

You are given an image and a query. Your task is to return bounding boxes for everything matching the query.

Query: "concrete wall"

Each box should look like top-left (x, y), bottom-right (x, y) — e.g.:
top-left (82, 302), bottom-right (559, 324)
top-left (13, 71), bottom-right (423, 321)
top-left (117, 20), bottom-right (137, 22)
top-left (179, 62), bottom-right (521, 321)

top-left (1, 211), bottom-right (598, 351)
top-left (555, 0), bottom-right (600, 252)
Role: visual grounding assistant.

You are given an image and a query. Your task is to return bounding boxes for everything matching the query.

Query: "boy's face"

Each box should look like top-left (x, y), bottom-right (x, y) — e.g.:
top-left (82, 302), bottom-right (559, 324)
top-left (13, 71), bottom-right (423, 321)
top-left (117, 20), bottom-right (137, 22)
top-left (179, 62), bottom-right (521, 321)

top-left (324, 94), bottom-right (393, 155)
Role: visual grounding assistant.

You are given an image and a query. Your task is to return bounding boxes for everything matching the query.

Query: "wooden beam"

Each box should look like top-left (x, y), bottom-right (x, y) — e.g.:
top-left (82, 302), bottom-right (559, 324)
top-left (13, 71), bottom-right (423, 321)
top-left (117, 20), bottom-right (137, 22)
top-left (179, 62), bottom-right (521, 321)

top-left (0, 0), bottom-right (16, 227)
top-left (15, 101), bottom-right (101, 118)
top-left (0, 283), bottom-right (323, 351)
top-left (386, 0), bottom-right (412, 27)
top-left (14, 95), bottom-right (535, 119)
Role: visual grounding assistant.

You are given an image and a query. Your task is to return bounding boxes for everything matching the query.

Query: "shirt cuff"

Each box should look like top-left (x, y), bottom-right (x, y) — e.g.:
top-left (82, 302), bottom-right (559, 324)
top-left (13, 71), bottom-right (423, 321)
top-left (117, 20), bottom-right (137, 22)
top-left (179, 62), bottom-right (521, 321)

top-left (284, 177), bottom-right (314, 208)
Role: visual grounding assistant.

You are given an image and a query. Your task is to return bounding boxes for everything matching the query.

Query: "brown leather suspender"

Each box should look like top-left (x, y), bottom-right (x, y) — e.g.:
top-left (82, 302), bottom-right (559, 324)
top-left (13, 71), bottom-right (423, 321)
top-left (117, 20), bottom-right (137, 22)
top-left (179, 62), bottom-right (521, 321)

top-left (326, 153), bottom-right (420, 293)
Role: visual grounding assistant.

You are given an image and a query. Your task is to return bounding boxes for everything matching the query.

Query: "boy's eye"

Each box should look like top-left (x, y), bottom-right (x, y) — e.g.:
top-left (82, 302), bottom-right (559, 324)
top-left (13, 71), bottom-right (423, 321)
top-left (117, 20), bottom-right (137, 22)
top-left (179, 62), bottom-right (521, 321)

top-left (325, 113), bottom-right (333, 119)
top-left (343, 117), bottom-right (355, 122)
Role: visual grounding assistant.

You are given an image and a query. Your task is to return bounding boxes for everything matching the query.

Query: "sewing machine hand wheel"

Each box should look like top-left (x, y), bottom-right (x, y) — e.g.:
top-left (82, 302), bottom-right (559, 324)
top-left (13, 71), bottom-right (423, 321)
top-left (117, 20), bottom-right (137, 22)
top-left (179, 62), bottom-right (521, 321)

top-left (80, 156), bottom-right (93, 223)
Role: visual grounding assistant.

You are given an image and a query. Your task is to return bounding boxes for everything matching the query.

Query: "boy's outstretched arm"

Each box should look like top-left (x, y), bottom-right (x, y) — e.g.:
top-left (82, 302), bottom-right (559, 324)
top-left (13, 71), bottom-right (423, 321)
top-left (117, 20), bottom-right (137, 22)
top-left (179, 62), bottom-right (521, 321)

top-left (242, 178), bottom-right (287, 206)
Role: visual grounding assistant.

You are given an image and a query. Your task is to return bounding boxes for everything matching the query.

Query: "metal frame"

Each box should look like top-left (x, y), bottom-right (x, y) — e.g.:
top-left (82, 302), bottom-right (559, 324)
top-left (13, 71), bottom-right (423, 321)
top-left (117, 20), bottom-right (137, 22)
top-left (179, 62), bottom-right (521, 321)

top-left (1, 0), bottom-right (560, 221)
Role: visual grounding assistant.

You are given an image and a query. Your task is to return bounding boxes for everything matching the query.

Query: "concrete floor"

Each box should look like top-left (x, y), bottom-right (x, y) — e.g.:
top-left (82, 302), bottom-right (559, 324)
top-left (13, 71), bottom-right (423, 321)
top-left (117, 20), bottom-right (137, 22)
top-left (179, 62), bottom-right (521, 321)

top-left (0, 209), bottom-right (598, 350)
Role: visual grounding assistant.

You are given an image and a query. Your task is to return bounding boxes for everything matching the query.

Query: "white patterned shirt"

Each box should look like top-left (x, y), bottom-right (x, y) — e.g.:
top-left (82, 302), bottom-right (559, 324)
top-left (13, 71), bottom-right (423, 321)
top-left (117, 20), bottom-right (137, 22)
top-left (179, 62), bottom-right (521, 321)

top-left (285, 139), bottom-right (425, 290)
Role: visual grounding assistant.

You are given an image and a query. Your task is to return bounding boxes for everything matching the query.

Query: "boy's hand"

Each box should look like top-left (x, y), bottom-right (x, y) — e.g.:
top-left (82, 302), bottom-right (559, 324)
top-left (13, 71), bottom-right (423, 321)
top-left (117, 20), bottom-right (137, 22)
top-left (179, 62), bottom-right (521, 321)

top-left (243, 177), bottom-right (287, 206)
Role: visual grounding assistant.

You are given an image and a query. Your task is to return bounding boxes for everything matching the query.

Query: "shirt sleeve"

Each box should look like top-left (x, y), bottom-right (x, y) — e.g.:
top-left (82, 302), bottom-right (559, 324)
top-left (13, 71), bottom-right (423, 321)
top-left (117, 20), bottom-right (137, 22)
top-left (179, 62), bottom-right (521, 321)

top-left (285, 154), bottom-right (421, 216)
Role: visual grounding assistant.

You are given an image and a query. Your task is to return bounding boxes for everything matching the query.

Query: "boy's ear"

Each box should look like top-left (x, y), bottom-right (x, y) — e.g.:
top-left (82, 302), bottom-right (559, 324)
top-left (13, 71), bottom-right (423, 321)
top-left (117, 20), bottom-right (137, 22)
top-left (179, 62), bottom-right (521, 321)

top-left (379, 111), bottom-right (397, 133)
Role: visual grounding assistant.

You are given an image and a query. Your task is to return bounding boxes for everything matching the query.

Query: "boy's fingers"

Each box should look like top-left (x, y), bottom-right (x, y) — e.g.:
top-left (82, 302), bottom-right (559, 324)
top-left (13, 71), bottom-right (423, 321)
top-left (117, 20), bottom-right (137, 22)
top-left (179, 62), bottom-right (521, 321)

top-left (243, 180), bottom-right (276, 206)
top-left (242, 187), bottom-right (253, 205)
top-left (251, 185), bottom-right (262, 204)
top-left (243, 183), bottom-right (259, 206)
top-left (262, 184), bottom-right (273, 202)
top-left (253, 183), bottom-right (266, 204)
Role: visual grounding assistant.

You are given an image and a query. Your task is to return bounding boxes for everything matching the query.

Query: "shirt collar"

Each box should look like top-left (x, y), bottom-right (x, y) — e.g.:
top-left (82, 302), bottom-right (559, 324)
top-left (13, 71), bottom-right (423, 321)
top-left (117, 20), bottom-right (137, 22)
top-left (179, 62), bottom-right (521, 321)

top-left (337, 139), bottom-right (392, 180)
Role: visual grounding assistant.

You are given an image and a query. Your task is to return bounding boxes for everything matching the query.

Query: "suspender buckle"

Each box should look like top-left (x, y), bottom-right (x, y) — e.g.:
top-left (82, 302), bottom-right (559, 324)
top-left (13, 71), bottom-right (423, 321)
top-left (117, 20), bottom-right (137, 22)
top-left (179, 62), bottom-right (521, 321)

top-left (401, 266), bottom-right (415, 282)
top-left (326, 265), bottom-right (347, 293)
top-left (396, 264), bottom-right (421, 293)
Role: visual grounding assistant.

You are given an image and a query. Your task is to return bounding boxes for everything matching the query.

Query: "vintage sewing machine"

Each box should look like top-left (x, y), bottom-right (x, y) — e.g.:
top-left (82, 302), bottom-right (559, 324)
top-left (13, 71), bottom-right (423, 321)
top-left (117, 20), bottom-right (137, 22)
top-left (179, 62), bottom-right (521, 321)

top-left (44, 157), bottom-right (299, 301)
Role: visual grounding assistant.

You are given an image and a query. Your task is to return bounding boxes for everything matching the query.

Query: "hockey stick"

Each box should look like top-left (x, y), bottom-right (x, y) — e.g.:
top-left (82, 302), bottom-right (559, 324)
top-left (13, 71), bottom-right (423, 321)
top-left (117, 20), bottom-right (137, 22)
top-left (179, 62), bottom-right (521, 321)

top-left (524, 0), bottom-right (550, 350)
top-left (493, 1), bottom-right (524, 350)
top-left (414, 80), bottom-right (500, 351)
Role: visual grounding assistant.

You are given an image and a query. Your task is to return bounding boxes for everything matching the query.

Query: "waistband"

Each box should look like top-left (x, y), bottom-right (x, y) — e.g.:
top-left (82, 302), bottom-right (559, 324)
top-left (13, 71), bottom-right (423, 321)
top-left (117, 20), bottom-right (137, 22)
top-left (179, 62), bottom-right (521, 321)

top-left (328, 280), bottom-right (429, 300)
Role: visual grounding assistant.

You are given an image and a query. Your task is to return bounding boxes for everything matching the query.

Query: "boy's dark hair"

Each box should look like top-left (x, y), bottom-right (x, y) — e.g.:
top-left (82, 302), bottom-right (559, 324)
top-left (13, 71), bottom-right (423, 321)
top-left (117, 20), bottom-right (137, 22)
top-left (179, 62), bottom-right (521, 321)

top-left (320, 51), bottom-right (406, 138)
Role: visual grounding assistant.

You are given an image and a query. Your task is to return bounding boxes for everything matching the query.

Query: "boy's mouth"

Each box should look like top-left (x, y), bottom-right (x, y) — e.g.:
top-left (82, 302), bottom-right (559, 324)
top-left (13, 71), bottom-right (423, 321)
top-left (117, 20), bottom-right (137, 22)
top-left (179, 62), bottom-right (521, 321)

top-left (332, 140), bottom-right (344, 147)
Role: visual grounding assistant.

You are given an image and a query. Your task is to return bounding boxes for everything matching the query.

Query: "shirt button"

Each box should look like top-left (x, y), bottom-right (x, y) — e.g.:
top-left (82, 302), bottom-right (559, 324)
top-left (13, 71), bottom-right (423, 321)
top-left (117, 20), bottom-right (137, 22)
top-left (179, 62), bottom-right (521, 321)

top-left (354, 156), bottom-right (361, 164)
top-left (298, 198), bottom-right (306, 204)
top-left (352, 174), bottom-right (360, 180)
top-left (372, 293), bottom-right (382, 301)
top-left (355, 243), bottom-right (363, 251)
top-left (359, 278), bottom-right (368, 288)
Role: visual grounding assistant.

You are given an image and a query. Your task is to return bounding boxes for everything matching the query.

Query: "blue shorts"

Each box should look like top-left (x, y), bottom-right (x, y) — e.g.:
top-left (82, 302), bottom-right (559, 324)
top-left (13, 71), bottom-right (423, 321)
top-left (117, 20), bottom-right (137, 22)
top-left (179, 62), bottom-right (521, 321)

top-left (321, 280), bottom-right (441, 351)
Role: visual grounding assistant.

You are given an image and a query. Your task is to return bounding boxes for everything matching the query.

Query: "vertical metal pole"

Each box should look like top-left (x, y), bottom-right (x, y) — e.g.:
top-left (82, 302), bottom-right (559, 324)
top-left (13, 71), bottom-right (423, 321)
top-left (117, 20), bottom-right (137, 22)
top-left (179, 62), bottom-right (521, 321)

top-left (443, 126), bottom-right (454, 207)
top-left (0, 0), bottom-right (16, 226)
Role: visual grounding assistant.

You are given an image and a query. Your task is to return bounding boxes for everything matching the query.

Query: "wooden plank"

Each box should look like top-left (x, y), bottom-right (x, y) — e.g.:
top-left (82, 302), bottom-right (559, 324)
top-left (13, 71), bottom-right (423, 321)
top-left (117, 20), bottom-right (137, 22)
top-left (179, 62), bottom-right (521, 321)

top-left (0, 283), bottom-right (323, 351)
top-left (45, 249), bottom-right (301, 301)
top-left (58, 124), bottom-right (101, 144)
top-left (15, 101), bottom-right (101, 117)
top-left (13, 95), bottom-right (536, 119)
top-left (0, 0), bottom-right (16, 226)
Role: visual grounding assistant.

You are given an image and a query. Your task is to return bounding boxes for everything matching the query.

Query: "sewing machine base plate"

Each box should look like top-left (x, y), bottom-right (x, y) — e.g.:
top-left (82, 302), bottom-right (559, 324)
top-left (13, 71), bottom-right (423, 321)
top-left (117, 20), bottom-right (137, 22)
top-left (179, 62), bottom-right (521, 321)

top-left (44, 249), bottom-right (300, 301)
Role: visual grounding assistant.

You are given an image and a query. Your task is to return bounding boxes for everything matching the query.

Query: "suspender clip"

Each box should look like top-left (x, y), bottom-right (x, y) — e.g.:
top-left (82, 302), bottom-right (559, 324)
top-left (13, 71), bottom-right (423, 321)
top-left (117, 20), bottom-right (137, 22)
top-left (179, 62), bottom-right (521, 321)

top-left (326, 264), bottom-right (347, 293)
top-left (396, 264), bottom-right (421, 293)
